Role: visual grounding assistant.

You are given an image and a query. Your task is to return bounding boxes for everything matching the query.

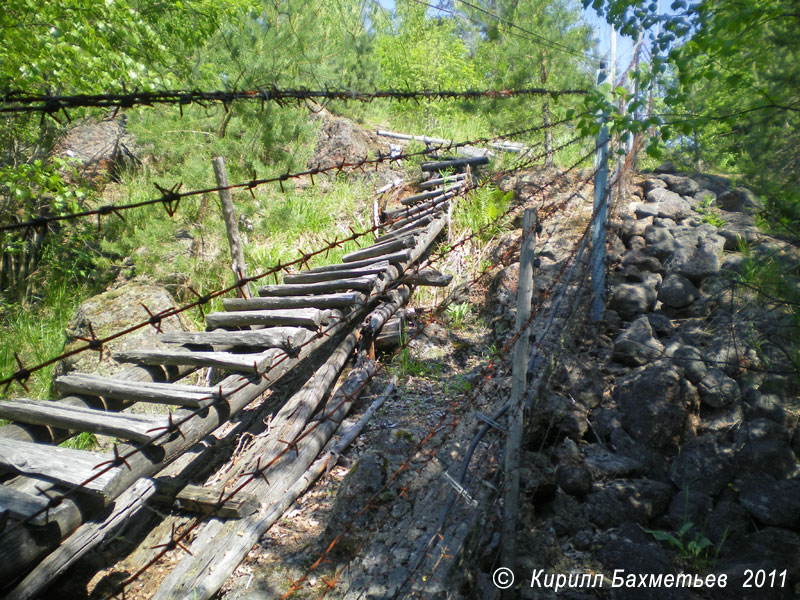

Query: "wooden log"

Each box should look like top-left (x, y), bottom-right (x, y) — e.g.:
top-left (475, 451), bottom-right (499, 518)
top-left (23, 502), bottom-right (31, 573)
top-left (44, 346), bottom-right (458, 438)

top-left (257, 276), bottom-right (377, 297)
top-left (418, 173), bottom-right (467, 190)
top-left (204, 308), bottom-right (330, 330)
top-left (400, 188), bottom-right (444, 206)
top-left (0, 439), bottom-right (122, 498)
top-left (159, 327), bottom-right (310, 348)
top-left (54, 375), bottom-right (226, 408)
top-left (212, 156), bottom-right (250, 298)
top-left (0, 399), bottom-right (169, 444)
top-left (383, 191), bottom-right (452, 220)
top-left (387, 200), bottom-right (450, 231)
top-left (282, 265), bottom-right (390, 285)
top-left (151, 292), bottom-right (408, 600)
top-left (0, 485), bottom-right (55, 527)
top-left (341, 235), bottom-right (416, 263)
top-left (303, 256), bottom-right (405, 273)
top-left (403, 269), bottom-right (453, 287)
top-left (151, 479), bottom-right (257, 519)
top-left (113, 349), bottom-right (281, 374)
top-left (223, 292), bottom-right (365, 312)
top-left (376, 129), bottom-right (523, 154)
top-left (374, 216), bottom-right (432, 244)
top-left (421, 156), bottom-right (489, 172)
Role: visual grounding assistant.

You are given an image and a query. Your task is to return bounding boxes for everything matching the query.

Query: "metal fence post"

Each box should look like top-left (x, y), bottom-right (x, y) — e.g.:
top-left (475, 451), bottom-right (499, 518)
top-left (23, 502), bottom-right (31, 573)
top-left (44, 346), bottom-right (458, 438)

top-left (591, 63), bottom-right (609, 322)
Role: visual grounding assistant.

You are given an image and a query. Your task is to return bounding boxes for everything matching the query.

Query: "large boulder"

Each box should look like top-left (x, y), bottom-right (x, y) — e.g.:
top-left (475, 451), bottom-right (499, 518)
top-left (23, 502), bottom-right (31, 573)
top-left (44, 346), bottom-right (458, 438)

top-left (658, 273), bottom-right (700, 309)
top-left (614, 362), bottom-right (691, 449)
top-left (716, 187), bottom-right (763, 213)
top-left (645, 187), bottom-right (692, 220)
top-left (658, 173), bottom-right (701, 197)
top-left (663, 227), bottom-right (726, 283)
top-left (738, 477), bottom-right (800, 528)
top-left (697, 368), bottom-right (741, 408)
top-left (56, 280), bottom-right (191, 378)
top-left (668, 438), bottom-right (735, 496)
top-left (51, 115), bottom-right (139, 180)
top-left (609, 283), bottom-right (657, 320)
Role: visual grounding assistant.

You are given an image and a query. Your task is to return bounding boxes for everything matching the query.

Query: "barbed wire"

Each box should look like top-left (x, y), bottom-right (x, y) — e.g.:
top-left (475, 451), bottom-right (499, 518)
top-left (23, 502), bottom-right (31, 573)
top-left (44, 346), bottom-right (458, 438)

top-left (0, 113), bottom-right (584, 234)
top-left (0, 85), bottom-right (590, 119)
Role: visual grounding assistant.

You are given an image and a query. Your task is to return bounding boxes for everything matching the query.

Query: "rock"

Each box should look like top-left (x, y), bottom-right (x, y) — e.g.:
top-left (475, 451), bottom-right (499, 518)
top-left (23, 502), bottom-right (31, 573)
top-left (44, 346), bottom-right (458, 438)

top-left (672, 345), bottom-right (707, 384)
top-left (520, 451), bottom-right (557, 504)
top-left (738, 477), bottom-right (800, 528)
top-left (708, 338), bottom-right (758, 376)
top-left (308, 108), bottom-right (391, 176)
top-left (633, 202), bottom-right (660, 219)
top-left (717, 212), bottom-right (763, 250)
top-left (622, 250), bottom-right (663, 273)
top-left (646, 187), bottom-right (692, 220)
top-left (658, 173), bottom-right (701, 196)
top-left (586, 480), bottom-right (673, 528)
top-left (654, 161), bottom-right (676, 174)
top-left (584, 444), bottom-right (645, 479)
top-left (609, 283), bottom-right (657, 320)
top-left (653, 217), bottom-right (677, 228)
top-left (55, 280), bottom-right (190, 378)
top-left (629, 235), bottom-right (646, 252)
top-left (706, 498), bottom-right (750, 544)
top-left (644, 178), bottom-right (667, 191)
top-left (663, 229), bottom-right (726, 283)
top-left (647, 313), bottom-right (674, 337)
top-left (697, 368), bottom-right (741, 408)
top-left (668, 438), bottom-right (735, 496)
top-left (735, 418), bottom-right (798, 479)
top-left (644, 225), bottom-right (678, 260)
top-left (721, 252), bottom-right (746, 272)
top-left (693, 189), bottom-right (717, 206)
top-left (744, 392), bottom-right (798, 431)
top-left (51, 115), bottom-right (139, 180)
top-left (614, 362), bottom-right (690, 449)
top-left (555, 460), bottom-right (593, 498)
top-left (658, 273), bottom-right (701, 309)
top-left (711, 528), bottom-right (800, 600)
top-left (667, 488), bottom-right (713, 532)
top-left (619, 215), bottom-right (653, 242)
top-left (716, 187), bottom-right (763, 213)
top-left (613, 316), bottom-right (664, 366)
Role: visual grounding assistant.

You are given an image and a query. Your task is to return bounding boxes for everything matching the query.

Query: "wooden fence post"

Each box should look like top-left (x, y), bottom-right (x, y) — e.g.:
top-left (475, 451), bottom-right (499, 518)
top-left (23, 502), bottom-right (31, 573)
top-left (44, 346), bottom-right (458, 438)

top-left (212, 156), bottom-right (250, 298)
top-left (501, 208), bottom-right (537, 592)
top-left (591, 64), bottom-right (609, 322)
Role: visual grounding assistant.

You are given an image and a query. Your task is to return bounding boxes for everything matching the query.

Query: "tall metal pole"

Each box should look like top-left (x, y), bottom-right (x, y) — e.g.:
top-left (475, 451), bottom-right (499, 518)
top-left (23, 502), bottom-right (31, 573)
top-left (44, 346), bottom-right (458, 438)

top-left (591, 64), bottom-right (609, 322)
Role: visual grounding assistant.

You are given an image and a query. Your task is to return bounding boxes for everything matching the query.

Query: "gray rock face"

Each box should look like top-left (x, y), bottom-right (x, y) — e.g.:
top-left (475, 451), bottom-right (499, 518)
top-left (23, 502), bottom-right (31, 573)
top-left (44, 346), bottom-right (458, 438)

top-left (738, 477), bottom-right (800, 528)
top-left (693, 189), bottom-right (717, 206)
top-left (646, 187), bottom-right (692, 220)
top-left (586, 480), bottom-right (673, 528)
top-left (633, 202), bottom-right (660, 219)
top-left (658, 273), bottom-right (701, 308)
top-left (644, 178), bottom-right (667, 191)
top-left (658, 173), bottom-right (701, 197)
top-left (668, 439), bottom-right (735, 496)
top-left (56, 280), bottom-right (190, 378)
top-left (667, 488), bottom-right (713, 531)
top-left (613, 316), bottom-right (664, 366)
top-left (614, 363), bottom-right (689, 449)
top-left (622, 250), bottom-right (663, 273)
top-left (735, 418), bottom-right (798, 479)
top-left (663, 228), bottom-right (726, 283)
top-left (672, 345), bottom-right (708, 383)
top-left (697, 368), bottom-right (741, 408)
top-left (609, 283), bottom-right (657, 320)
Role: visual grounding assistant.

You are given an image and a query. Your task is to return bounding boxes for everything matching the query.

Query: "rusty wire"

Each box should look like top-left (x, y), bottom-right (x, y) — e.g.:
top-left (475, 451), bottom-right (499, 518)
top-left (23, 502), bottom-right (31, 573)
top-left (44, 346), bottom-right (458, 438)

top-left (0, 86), bottom-right (590, 118)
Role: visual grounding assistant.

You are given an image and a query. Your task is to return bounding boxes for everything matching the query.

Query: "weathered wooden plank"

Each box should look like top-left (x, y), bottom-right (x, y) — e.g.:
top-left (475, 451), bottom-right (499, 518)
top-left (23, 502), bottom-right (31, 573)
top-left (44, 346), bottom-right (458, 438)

top-left (204, 308), bottom-right (329, 330)
top-left (421, 156), bottom-right (489, 172)
top-left (383, 192), bottom-right (451, 220)
top-left (114, 349), bottom-right (282, 374)
top-left (304, 255), bottom-right (409, 273)
top-left (151, 479), bottom-right (257, 519)
top-left (0, 439), bottom-right (121, 497)
top-left (257, 276), bottom-right (377, 297)
top-left (387, 202), bottom-right (448, 231)
top-left (0, 399), bottom-right (168, 444)
top-left (223, 293), bottom-right (365, 312)
top-left (342, 236), bottom-right (416, 263)
top-left (54, 375), bottom-right (225, 408)
top-left (160, 327), bottom-right (308, 348)
top-left (282, 265), bottom-right (390, 285)
top-left (403, 269), bottom-right (453, 287)
top-left (0, 485), bottom-right (54, 527)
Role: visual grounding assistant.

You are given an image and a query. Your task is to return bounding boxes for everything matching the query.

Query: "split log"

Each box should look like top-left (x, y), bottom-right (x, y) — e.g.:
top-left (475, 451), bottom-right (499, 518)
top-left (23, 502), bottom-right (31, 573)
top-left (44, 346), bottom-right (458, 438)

top-left (0, 439), bottom-right (122, 498)
top-left (160, 327), bottom-right (309, 348)
top-left (303, 254), bottom-right (409, 273)
top-left (403, 269), bottom-right (453, 287)
top-left (421, 156), bottom-right (489, 172)
top-left (400, 188), bottom-right (445, 206)
top-left (0, 485), bottom-right (60, 527)
top-left (418, 173), bottom-right (467, 190)
top-left (204, 308), bottom-right (331, 330)
top-left (257, 276), bottom-right (378, 297)
top-left (282, 265), bottom-right (390, 285)
top-left (374, 216), bottom-right (433, 244)
top-left (113, 348), bottom-right (282, 374)
top-left (223, 292), bottom-right (366, 311)
top-left (341, 235), bottom-right (416, 263)
top-left (54, 375), bottom-right (228, 408)
top-left (150, 480), bottom-right (257, 519)
top-left (0, 399), bottom-right (169, 444)
top-left (383, 190), bottom-right (453, 220)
